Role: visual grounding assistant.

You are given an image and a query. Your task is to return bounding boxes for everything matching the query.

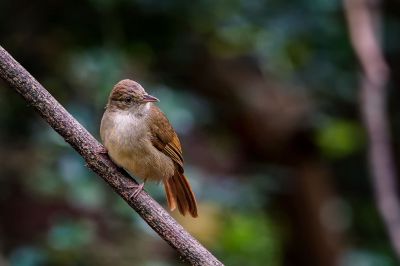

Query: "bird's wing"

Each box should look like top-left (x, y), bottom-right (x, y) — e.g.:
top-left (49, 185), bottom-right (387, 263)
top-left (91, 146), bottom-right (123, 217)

top-left (149, 105), bottom-right (198, 217)
top-left (148, 105), bottom-right (184, 171)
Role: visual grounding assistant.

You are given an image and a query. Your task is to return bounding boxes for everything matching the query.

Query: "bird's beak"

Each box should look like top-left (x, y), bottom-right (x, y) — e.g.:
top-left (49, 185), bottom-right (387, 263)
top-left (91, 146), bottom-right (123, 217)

top-left (141, 94), bottom-right (159, 103)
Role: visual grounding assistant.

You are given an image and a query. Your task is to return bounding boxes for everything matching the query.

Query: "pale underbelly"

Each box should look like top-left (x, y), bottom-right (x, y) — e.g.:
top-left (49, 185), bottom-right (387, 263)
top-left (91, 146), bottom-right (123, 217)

top-left (106, 140), bottom-right (175, 182)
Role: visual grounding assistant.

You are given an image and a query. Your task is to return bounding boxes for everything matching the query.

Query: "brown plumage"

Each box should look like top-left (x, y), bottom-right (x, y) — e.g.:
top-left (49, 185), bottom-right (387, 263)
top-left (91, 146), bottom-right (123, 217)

top-left (100, 79), bottom-right (198, 217)
top-left (148, 105), bottom-right (197, 217)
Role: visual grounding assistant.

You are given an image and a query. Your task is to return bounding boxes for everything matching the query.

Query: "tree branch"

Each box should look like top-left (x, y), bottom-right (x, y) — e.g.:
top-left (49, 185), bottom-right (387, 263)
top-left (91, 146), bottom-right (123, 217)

top-left (0, 45), bottom-right (223, 266)
top-left (344, 0), bottom-right (400, 259)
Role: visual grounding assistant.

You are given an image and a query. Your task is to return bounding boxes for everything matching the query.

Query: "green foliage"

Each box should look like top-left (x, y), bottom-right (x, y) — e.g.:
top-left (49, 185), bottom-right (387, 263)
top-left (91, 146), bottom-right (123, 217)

top-left (341, 249), bottom-right (395, 266)
top-left (47, 219), bottom-right (94, 250)
top-left (218, 213), bottom-right (281, 266)
top-left (316, 119), bottom-right (365, 158)
top-left (9, 247), bottom-right (47, 266)
top-left (1, 0), bottom-right (400, 265)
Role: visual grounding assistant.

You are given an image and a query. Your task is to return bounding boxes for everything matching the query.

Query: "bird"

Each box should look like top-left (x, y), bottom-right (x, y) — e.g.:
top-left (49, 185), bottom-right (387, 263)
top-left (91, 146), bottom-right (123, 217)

top-left (100, 79), bottom-right (198, 217)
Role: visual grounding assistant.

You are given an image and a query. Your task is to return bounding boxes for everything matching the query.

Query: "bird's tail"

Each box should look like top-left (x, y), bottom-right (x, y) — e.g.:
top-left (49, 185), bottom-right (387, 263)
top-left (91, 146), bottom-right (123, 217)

top-left (163, 170), bottom-right (198, 218)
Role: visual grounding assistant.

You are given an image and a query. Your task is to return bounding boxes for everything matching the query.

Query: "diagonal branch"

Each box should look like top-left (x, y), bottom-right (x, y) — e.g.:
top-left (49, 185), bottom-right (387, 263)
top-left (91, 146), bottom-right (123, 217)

top-left (0, 45), bottom-right (223, 266)
top-left (344, 0), bottom-right (400, 259)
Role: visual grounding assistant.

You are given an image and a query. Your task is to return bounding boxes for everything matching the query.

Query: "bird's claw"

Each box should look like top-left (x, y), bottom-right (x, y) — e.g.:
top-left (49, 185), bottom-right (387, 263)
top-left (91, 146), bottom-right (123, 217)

top-left (129, 183), bottom-right (145, 199)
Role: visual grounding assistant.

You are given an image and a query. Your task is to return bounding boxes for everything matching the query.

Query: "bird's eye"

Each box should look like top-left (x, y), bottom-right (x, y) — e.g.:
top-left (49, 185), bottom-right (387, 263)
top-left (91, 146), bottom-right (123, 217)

top-left (124, 97), bottom-right (132, 104)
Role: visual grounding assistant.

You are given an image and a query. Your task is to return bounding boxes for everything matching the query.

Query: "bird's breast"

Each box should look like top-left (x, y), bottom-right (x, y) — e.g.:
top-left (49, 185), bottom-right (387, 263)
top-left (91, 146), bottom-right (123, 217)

top-left (101, 111), bottom-right (174, 181)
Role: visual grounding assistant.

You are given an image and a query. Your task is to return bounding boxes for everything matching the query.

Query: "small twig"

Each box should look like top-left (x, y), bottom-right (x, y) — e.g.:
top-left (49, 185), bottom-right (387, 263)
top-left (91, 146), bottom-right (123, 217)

top-left (0, 45), bottom-right (223, 266)
top-left (344, 0), bottom-right (400, 259)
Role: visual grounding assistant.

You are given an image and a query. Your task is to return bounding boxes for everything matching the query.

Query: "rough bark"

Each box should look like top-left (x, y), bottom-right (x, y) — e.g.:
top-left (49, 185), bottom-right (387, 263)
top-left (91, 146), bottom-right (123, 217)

top-left (0, 45), bottom-right (223, 266)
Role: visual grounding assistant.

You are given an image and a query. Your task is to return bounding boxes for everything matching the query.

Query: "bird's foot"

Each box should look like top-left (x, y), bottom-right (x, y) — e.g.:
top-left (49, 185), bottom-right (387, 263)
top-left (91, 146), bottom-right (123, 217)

top-left (128, 183), bottom-right (145, 199)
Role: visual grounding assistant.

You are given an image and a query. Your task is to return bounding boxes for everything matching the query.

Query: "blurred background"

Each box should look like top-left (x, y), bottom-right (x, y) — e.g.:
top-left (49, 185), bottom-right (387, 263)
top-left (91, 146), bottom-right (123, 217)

top-left (1, 0), bottom-right (400, 265)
